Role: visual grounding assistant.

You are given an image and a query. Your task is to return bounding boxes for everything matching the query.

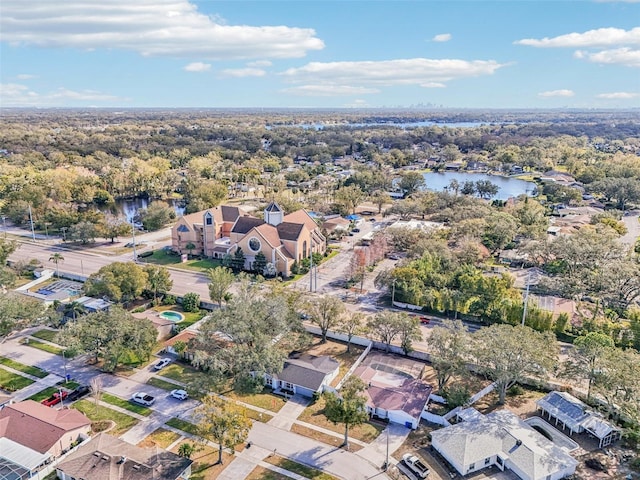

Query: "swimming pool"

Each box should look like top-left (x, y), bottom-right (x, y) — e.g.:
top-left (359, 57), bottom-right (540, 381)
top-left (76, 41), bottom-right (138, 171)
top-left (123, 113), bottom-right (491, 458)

top-left (159, 311), bottom-right (184, 323)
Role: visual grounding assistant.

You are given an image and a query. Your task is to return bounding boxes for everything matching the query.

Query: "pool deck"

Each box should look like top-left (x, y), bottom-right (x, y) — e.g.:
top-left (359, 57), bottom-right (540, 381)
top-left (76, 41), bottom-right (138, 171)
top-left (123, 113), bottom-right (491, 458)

top-left (524, 415), bottom-right (580, 452)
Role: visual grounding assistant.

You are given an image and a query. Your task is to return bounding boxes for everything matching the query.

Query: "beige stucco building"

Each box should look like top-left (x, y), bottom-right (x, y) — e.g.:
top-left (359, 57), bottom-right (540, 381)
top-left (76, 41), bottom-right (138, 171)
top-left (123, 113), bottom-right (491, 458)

top-left (171, 202), bottom-right (325, 276)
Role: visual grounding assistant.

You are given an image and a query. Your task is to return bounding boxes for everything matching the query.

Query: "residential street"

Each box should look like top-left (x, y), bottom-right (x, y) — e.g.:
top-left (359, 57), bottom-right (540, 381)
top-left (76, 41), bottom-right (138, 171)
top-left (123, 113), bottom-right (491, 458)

top-left (0, 328), bottom-right (393, 480)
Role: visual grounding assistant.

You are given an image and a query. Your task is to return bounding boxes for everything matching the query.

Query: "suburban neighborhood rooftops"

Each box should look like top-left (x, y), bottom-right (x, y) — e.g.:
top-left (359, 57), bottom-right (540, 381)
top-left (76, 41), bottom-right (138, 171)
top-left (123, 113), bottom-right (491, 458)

top-left (56, 433), bottom-right (192, 480)
top-left (0, 400), bottom-right (91, 454)
top-left (432, 409), bottom-right (578, 479)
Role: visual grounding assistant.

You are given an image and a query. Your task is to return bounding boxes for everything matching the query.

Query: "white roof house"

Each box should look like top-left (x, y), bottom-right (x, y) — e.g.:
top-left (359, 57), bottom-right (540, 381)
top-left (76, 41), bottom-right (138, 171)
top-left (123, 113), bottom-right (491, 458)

top-left (431, 409), bottom-right (578, 480)
top-left (536, 391), bottom-right (620, 447)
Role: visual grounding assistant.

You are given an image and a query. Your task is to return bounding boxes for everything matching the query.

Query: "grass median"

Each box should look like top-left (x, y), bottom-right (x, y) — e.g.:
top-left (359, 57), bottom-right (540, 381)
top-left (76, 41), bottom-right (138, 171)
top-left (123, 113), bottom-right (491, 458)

top-left (101, 393), bottom-right (153, 416)
top-left (0, 368), bottom-right (35, 391)
top-left (0, 357), bottom-right (48, 378)
top-left (73, 399), bottom-right (139, 436)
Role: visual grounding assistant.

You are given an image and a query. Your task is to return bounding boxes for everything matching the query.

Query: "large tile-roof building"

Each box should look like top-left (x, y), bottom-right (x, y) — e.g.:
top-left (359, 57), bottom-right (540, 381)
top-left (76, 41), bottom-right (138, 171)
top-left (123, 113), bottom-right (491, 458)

top-left (171, 202), bottom-right (325, 276)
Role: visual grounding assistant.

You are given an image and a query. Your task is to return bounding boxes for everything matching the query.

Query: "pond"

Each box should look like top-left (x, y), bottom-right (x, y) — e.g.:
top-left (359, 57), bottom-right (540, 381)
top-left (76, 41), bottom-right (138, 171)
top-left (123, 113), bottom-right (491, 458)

top-left (101, 198), bottom-right (185, 225)
top-left (422, 172), bottom-right (537, 201)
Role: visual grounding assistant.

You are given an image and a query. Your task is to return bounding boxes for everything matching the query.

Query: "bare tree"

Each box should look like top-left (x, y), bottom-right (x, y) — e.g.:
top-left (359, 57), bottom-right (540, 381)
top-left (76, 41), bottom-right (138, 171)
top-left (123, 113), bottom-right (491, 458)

top-left (305, 295), bottom-right (345, 343)
top-left (90, 375), bottom-right (104, 409)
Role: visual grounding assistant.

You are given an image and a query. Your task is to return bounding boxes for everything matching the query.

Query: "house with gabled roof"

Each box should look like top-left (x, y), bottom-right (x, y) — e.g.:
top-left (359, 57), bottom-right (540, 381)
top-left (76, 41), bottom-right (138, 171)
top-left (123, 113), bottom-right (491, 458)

top-left (264, 353), bottom-right (339, 398)
top-left (536, 391), bottom-right (620, 448)
top-left (172, 202), bottom-right (325, 277)
top-left (431, 409), bottom-right (578, 480)
top-left (56, 433), bottom-right (192, 480)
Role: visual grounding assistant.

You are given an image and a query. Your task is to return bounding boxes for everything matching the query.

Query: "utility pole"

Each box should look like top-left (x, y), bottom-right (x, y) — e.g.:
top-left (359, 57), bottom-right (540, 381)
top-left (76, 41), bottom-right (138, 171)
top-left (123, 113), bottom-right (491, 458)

top-left (28, 204), bottom-right (36, 242)
top-left (521, 270), bottom-right (531, 326)
top-left (392, 279), bottom-right (396, 305)
top-left (131, 222), bottom-right (137, 262)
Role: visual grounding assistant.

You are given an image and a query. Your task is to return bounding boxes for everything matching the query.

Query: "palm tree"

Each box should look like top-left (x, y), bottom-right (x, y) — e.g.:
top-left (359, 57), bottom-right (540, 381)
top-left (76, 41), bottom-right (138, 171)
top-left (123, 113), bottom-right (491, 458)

top-left (185, 242), bottom-right (196, 259)
top-left (49, 253), bottom-right (64, 277)
top-left (63, 301), bottom-right (85, 321)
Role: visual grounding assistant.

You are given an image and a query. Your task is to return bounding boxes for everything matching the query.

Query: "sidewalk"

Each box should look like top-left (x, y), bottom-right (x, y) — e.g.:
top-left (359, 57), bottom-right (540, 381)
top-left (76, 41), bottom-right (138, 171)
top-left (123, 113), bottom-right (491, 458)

top-left (11, 373), bottom-right (65, 402)
top-left (267, 394), bottom-right (310, 430)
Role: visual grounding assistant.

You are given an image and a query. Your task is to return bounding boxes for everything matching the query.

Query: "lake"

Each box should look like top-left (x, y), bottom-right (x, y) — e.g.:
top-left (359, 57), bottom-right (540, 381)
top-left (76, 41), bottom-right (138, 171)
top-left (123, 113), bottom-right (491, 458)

top-left (266, 121), bottom-right (489, 130)
top-left (422, 172), bottom-right (537, 200)
top-left (103, 198), bottom-right (185, 224)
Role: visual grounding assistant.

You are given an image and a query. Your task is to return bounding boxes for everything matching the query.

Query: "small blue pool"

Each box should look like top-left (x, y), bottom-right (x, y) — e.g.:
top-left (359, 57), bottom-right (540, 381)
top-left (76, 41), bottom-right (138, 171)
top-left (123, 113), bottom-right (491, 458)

top-left (159, 311), bottom-right (184, 323)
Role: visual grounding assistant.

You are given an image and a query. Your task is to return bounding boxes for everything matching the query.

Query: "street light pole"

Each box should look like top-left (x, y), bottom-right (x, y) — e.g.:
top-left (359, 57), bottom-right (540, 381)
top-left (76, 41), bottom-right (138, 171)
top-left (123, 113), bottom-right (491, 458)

top-left (2, 216), bottom-right (6, 238)
top-left (28, 204), bottom-right (36, 242)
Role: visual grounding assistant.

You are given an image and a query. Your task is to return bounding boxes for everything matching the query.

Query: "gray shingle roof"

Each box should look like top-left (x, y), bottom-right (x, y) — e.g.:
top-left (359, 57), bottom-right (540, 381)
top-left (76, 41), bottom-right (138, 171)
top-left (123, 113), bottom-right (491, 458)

top-left (232, 217), bottom-right (265, 234)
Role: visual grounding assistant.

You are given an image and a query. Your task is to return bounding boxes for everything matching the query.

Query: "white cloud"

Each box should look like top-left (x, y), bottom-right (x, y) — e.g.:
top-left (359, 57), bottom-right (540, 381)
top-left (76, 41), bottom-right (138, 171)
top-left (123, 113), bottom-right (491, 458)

top-left (281, 58), bottom-right (506, 90)
top-left (596, 91), bottom-right (639, 99)
top-left (432, 33), bottom-right (452, 42)
top-left (184, 62), bottom-right (211, 72)
top-left (16, 73), bottom-right (37, 80)
top-left (220, 68), bottom-right (266, 77)
top-left (247, 60), bottom-right (272, 67)
top-left (281, 85), bottom-right (381, 96)
top-left (538, 89), bottom-right (575, 97)
top-left (0, 0), bottom-right (324, 60)
top-left (515, 27), bottom-right (640, 48)
top-left (575, 47), bottom-right (640, 67)
top-left (0, 83), bottom-right (123, 106)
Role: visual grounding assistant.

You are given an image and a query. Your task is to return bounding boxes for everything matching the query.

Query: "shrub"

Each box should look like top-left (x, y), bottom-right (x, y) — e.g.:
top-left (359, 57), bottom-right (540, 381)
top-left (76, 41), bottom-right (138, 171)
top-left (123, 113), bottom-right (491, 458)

top-left (442, 385), bottom-right (471, 408)
top-left (507, 385), bottom-right (524, 397)
top-left (162, 294), bottom-right (177, 306)
top-left (131, 306), bottom-right (146, 313)
top-left (182, 292), bottom-right (200, 312)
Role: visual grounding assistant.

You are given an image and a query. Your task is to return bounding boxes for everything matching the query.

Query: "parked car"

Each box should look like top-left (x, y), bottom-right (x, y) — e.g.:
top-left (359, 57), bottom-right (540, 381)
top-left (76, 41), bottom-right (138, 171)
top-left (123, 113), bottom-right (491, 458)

top-left (402, 453), bottom-right (430, 478)
top-left (131, 392), bottom-right (155, 406)
top-left (352, 228), bottom-right (361, 233)
top-left (154, 358), bottom-right (172, 371)
top-left (170, 389), bottom-right (188, 400)
top-left (420, 316), bottom-right (431, 325)
top-left (67, 385), bottom-right (91, 402)
top-left (41, 390), bottom-right (68, 407)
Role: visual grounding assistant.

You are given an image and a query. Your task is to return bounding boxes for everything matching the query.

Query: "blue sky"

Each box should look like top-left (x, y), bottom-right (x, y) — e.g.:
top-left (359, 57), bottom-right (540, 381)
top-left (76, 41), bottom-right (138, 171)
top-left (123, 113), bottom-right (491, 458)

top-left (1, 1), bottom-right (638, 109)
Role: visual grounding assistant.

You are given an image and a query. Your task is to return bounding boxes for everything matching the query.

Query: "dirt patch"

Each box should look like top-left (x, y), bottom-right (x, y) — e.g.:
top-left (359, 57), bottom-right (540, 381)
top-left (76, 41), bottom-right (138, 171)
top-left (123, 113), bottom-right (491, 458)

top-left (574, 449), bottom-right (639, 480)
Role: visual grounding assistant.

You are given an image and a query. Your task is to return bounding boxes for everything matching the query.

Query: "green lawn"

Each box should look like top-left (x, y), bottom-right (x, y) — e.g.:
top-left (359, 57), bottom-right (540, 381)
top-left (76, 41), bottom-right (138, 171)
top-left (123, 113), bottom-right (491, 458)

top-left (159, 363), bottom-right (207, 386)
top-left (222, 387), bottom-right (286, 413)
top-left (264, 456), bottom-right (338, 480)
top-left (28, 386), bottom-right (61, 402)
top-left (138, 428), bottom-right (181, 448)
top-left (23, 339), bottom-right (69, 356)
top-left (72, 400), bottom-right (139, 436)
top-left (0, 368), bottom-right (35, 391)
top-left (166, 417), bottom-right (199, 435)
top-left (0, 357), bottom-right (48, 378)
top-left (147, 377), bottom-right (181, 391)
top-left (298, 395), bottom-right (384, 443)
top-left (142, 250), bottom-right (222, 272)
top-left (30, 329), bottom-right (59, 343)
top-left (101, 393), bottom-right (153, 416)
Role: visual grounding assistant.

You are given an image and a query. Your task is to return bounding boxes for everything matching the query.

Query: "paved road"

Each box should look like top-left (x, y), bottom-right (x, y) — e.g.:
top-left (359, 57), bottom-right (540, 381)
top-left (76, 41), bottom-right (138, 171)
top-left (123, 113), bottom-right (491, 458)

top-left (8, 239), bottom-right (215, 301)
top-left (621, 213), bottom-right (640, 247)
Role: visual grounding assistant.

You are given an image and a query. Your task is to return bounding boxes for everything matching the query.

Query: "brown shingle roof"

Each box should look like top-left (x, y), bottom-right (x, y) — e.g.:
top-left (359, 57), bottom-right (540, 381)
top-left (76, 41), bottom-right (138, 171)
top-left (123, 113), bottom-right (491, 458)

top-left (231, 217), bottom-right (265, 234)
top-left (57, 433), bottom-right (192, 480)
top-left (0, 400), bottom-right (91, 454)
top-left (276, 222), bottom-right (305, 241)
top-left (179, 205), bottom-right (246, 227)
top-left (283, 210), bottom-right (318, 231)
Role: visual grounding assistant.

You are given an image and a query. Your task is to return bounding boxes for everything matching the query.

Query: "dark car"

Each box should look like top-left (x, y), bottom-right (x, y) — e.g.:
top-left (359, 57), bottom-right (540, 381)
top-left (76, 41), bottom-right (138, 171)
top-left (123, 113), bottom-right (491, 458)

top-left (352, 228), bottom-right (360, 233)
top-left (67, 385), bottom-right (91, 402)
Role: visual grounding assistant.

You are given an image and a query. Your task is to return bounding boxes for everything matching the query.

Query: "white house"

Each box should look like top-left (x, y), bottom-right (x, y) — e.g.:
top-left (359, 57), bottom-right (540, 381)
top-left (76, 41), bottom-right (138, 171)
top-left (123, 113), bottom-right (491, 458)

top-left (431, 409), bottom-right (578, 480)
top-left (265, 354), bottom-right (339, 398)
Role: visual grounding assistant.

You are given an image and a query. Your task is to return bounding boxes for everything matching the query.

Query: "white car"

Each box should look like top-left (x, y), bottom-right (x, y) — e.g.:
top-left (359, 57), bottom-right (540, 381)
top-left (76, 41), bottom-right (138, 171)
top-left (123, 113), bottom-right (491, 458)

top-left (154, 358), bottom-right (172, 370)
top-left (170, 389), bottom-right (188, 400)
top-left (131, 392), bottom-right (155, 406)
